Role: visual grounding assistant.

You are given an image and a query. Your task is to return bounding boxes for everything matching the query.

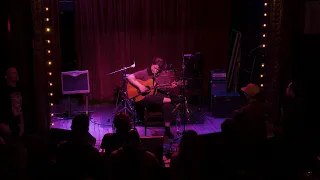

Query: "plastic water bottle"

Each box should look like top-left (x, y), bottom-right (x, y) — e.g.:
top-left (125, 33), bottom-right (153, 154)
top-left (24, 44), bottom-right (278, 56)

top-left (175, 112), bottom-right (181, 133)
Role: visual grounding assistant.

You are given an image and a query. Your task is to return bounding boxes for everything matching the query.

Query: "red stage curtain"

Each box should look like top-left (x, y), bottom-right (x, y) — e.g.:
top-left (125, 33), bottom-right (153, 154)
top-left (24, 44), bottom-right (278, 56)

top-left (75, 0), bottom-right (230, 100)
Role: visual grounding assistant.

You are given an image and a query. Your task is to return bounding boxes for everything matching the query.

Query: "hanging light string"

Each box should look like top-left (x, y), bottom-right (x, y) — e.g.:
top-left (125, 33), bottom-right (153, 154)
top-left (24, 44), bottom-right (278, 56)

top-left (260, 1), bottom-right (269, 88)
top-left (44, 6), bottom-right (54, 119)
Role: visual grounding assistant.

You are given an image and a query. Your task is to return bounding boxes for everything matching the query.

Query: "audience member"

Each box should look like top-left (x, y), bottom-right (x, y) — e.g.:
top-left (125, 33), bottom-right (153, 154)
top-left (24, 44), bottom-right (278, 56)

top-left (170, 130), bottom-right (204, 180)
top-left (56, 114), bottom-right (102, 179)
top-left (100, 112), bottom-right (132, 155)
top-left (110, 129), bottom-right (159, 180)
top-left (280, 81), bottom-right (306, 139)
top-left (0, 66), bottom-right (24, 142)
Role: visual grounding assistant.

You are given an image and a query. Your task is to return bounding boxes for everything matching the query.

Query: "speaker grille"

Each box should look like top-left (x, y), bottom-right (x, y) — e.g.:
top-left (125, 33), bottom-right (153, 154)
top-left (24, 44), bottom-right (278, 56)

top-left (61, 70), bottom-right (90, 94)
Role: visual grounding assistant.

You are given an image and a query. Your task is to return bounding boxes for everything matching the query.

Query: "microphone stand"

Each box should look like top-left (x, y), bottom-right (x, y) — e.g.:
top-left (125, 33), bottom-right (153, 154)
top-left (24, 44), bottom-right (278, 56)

top-left (107, 62), bottom-right (137, 129)
top-left (181, 55), bottom-right (188, 133)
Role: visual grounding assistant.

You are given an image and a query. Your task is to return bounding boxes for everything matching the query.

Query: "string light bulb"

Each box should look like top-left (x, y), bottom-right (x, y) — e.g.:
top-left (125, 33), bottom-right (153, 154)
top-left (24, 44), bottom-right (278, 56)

top-left (260, 74), bottom-right (264, 78)
top-left (45, 3), bottom-right (54, 120)
top-left (261, 63), bottom-right (265, 67)
top-left (264, 13), bottom-right (267, 17)
top-left (264, 3), bottom-right (268, 6)
top-left (263, 24), bottom-right (267, 27)
top-left (262, 34), bottom-right (266, 38)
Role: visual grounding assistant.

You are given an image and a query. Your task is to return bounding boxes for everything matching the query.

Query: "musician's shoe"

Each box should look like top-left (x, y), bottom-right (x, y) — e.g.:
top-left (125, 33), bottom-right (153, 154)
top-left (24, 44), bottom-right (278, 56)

top-left (170, 95), bottom-right (185, 104)
top-left (165, 127), bottom-right (174, 139)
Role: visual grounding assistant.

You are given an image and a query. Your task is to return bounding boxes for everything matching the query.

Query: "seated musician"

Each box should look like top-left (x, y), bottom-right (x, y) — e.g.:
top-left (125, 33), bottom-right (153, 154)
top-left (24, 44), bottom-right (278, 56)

top-left (127, 57), bottom-right (184, 138)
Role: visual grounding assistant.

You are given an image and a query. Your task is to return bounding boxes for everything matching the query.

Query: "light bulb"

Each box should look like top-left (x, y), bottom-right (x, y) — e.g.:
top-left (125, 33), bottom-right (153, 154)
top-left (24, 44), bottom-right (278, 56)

top-left (46, 28), bottom-right (51, 32)
top-left (47, 50), bottom-right (51, 54)
top-left (260, 84), bottom-right (264, 87)
top-left (51, 113), bottom-right (54, 117)
top-left (48, 61), bottom-right (52, 65)
top-left (50, 93), bottom-right (53, 96)
top-left (264, 13), bottom-right (267, 16)
top-left (49, 82), bottom-right (53, 86)
top-left (48, 72), bottom-right (52, 75)
top-left (50, 103), bottom-right (54, 106)
top-left (46, 40), bottom-right (51, 43)
top-left (264, 3), bottom-right (268, 6)
top-left (261, 63), bottom-right (265, 67)
top-left (260, 74), bottom-right (264, 78)
top-left (262, 34), bottom-right (266, 38)
top-left (263, 24), bottom-right (267, 27)
top-left (262, 44), bottom-right (266, 48)
top-left (45, 18), bottom-right (49, 22)
top-left (45, 7), bottom-right (49, 11)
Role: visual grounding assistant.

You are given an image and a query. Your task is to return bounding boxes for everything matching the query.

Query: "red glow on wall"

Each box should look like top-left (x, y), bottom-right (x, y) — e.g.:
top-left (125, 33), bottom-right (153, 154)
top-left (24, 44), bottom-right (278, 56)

top-left (8, 19), bottom-right (11, 32)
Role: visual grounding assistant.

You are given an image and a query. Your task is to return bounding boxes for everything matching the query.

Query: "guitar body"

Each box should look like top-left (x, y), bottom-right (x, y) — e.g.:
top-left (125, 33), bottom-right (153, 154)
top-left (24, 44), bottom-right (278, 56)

top-left (127, 79), bottom-right (156, 102)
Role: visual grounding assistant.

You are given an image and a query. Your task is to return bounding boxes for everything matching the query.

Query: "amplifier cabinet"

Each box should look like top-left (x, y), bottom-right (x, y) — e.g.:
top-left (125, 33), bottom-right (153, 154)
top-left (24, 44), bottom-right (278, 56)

top-left (210, 92), bottom-right (244, 118)
top-left (210, 80), bottom-right (227, 97)
top-left (61, 70), bottom-right (90, 95)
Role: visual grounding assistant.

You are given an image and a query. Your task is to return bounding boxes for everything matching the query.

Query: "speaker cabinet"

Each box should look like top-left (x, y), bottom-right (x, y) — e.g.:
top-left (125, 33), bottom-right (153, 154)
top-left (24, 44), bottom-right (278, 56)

top-left (210, 92), bottom-right (243, 118)
top-left (140, 136), bottom-right (164, 166)
top-left (61, 70), bottom-right (90, 95)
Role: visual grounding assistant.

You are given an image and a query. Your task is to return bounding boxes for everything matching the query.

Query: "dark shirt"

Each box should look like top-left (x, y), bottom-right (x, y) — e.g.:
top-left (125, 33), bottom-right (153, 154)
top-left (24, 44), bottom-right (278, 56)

top-left (133, 68), bottom-right (154, 81)
top-left (1, 84), bottom-right (22, 125)
top-left (232, 101), bottom-right (270, 141)
top-left (281, 98), bottom-right (307, 136)
top-left (110, 146), bottom-right (159, 180)
top-left (100, 133), bottom-right (125, 155)
top-left (57, 141), bottom-right (102, 179)
top-left (133, 68), bottom-right (171, 94)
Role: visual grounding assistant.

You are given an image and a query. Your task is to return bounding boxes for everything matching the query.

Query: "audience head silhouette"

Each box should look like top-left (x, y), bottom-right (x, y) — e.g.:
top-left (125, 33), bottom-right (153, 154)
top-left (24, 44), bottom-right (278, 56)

top-left (5, 65), bottom-right (19, 85)
top-left (113, 112), bottom-right (132, 133)
top-left (71, 114), bottom-right (90, 134)
top-left (124, 129), bottom-right (140, 147)
top-left (286, 80), bottom-right (304, 98)
top-left (241, 83), bottom-right (261, 101)
top-left (179, 130), bottom-right (199, 152)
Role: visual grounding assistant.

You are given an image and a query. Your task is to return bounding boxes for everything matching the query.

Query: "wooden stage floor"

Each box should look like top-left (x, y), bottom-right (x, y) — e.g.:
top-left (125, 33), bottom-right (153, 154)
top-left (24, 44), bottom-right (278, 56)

top-left (50, 102), bottom-right (226, 149)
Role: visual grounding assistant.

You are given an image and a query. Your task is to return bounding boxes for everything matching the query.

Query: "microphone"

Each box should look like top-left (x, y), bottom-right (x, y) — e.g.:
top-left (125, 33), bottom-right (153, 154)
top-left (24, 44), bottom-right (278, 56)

top-left (130, 60), bottom-right (135, 68)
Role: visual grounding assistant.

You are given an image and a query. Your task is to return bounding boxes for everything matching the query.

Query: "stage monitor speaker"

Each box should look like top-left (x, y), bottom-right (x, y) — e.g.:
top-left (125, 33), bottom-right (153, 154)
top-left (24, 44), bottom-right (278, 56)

top-left (140, 136), bottom-right (164, 166)
top-left (61, 70), bottom-right (90, 95)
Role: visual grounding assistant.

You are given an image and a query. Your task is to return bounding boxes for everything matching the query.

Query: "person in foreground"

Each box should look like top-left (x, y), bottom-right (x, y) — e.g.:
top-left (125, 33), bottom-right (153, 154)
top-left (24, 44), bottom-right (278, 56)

top-left (127, 57), bottom-right (184, 138)
top-left (0, 66), bottom-right (24, 142)
top-left (110, 129), bottom-right (159, 180)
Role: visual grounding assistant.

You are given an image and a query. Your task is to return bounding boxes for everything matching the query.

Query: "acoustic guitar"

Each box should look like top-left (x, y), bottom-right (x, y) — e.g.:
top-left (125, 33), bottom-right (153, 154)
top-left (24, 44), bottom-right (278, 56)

top-left (127, 79), bottom-right (185, 102)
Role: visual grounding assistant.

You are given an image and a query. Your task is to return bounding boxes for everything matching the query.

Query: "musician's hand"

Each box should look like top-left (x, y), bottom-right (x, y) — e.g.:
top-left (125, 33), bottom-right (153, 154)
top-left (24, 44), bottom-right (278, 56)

top-left (171, 82), bottom-right (177, 88)
top-left (139, 85), bottom-right (148, 93)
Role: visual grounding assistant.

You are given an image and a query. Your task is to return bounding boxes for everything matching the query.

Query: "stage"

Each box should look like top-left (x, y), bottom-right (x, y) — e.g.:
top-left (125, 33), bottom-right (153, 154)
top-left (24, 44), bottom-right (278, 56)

top-left (50, 99), bottom-right (226, 149)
